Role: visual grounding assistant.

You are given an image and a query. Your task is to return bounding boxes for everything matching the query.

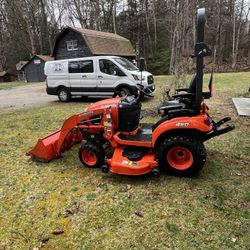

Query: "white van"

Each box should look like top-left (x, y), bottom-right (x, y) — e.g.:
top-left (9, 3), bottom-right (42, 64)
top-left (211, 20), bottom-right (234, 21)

top-left (45, 56), bottom-right (155, 102)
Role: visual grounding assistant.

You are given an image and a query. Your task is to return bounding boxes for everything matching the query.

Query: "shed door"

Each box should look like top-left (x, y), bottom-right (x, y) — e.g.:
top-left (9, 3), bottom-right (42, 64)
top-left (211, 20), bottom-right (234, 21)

top-left (25, 60), bottom-right (45, 82)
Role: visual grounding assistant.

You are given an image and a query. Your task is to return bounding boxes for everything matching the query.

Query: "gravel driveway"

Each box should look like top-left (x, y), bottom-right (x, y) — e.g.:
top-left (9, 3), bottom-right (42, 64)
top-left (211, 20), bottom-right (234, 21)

top-left (0, 84), bottom-right (58, 113)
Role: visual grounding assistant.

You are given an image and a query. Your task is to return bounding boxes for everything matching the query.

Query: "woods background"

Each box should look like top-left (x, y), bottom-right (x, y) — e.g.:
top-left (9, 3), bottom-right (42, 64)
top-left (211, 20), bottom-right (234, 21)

top-left (0, 0), bottom-right (250, 75)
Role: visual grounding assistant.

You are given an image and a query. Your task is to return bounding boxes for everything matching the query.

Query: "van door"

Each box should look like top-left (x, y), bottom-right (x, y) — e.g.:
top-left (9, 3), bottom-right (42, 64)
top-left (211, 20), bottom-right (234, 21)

top-left (69, 59), bottom-right (97, 95)
top-left (97, 59), bottom-right (127, 94)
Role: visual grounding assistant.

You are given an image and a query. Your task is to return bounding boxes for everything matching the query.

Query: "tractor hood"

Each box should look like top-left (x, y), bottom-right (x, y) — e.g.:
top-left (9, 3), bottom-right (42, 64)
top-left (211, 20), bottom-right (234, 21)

top-left (86, 97), bottom-right (121, 112)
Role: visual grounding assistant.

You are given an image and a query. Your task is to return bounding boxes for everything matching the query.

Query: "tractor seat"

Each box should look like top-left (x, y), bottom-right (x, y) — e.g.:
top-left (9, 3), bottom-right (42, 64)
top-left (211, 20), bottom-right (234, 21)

top-left (158, 100), bottom-right (186, 115)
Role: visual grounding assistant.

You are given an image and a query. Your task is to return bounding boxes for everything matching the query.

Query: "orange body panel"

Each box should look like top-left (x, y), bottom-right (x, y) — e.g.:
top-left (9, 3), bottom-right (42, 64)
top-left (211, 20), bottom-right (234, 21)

top-left (106, 147), bottom-right (158, 175)
top-left (113, 132), bottom-right (152, 147)
top-left (86, 98), bottom-right (120, 129)
top-left (152, 114), bottom-right (212, 146)
top-left (27, 98), bottom-right (121, 161)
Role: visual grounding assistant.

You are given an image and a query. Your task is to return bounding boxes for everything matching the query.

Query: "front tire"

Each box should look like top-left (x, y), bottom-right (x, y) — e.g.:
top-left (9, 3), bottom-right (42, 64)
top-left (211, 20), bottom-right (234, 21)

top-left (116, 87), bottom-right (131, 97)
top-left (158, 135), bottom-right (206, 176)
top-left (78, 142), bottom-right (105, 168)
top-left (58, 88), bottom-right (71, 102)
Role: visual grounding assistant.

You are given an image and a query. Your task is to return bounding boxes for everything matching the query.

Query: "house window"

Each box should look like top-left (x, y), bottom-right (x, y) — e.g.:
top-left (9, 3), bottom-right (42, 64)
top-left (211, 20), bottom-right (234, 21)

top-left (69, 60), bottom-right (94, 73)
top-left (34, 59), bottom-right (41, 64)
top-left (66, 40), bottom-right (78, 51)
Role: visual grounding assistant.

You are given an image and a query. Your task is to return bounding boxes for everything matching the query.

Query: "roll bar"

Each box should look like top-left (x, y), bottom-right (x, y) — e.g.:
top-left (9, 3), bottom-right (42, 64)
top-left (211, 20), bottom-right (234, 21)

top-left (194, 8), bottom-right (212, 106)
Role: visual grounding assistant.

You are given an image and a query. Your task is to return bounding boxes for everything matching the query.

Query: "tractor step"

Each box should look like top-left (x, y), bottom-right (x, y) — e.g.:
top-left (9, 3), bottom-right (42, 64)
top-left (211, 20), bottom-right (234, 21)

top-left (114, 123), bottom-right (153, 147)
top-left (118, 129), bottom-right (152, 142)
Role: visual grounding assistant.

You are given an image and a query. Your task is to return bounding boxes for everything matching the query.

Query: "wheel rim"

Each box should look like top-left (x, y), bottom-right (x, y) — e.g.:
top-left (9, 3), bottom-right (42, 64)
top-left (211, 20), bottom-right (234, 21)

top-left (59, 90), bottom-right (68, 101)
top-left (121, 92), bottom-right (126, 97)
top-left (120, 90), bottom-right (127, 97)
top-left (81, 150), bottom-right (97, 166)
top-left (167, 146), bottom-right (193, 170)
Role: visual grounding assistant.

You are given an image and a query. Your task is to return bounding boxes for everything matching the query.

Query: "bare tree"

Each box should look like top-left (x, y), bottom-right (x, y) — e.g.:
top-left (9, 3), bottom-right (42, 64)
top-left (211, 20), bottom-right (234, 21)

top-left (232, 0), bottom-right (245, 69)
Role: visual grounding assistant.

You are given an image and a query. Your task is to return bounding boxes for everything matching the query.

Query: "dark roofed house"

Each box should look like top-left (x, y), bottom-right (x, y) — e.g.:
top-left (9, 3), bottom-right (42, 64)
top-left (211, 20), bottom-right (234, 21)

top-left (0, 71), bottom-right (17, 82)
top-left (22, 55), bottom-right (54, 82)
top-left (53, 27), bottom-right (135, 60)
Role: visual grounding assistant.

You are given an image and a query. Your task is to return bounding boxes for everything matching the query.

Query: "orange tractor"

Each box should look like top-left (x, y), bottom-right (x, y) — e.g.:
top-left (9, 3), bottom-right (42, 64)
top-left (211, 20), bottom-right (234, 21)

top-left (27, 8), bottom-right (234, 177)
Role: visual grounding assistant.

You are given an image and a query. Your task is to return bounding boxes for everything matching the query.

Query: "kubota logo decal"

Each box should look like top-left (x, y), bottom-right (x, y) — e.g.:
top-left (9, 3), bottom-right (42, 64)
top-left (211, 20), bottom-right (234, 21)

top-left (176, 122), bottom-right (189, 127)
top-left (79, 111), bottom-right (94, 118)
top-left (101, 104), bottom-right (117, 109)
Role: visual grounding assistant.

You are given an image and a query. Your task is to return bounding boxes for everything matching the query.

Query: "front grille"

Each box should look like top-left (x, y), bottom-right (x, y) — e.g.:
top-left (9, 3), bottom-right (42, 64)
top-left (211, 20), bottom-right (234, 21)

top-left (148, 75), bottom-right (154, 85)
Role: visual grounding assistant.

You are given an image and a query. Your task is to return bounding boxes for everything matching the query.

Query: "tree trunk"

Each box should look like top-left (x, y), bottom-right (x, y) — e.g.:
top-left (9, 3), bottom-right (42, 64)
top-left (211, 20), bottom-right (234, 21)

top-left (214, 0), bottom-right (221, 69)
top-left (112, 1), bottom-right (117, 33)
top-left (144, 0), bottom-right (153, 58)
top-left (232, 0), bottom-right (244, 69)
top-left (152, 0), bottom-right (157, 55)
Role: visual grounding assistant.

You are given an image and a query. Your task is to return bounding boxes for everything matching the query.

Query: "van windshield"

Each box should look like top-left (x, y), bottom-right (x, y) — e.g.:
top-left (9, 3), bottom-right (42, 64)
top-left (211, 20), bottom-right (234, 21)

top-left (113, 57), bottom-right (139, 71)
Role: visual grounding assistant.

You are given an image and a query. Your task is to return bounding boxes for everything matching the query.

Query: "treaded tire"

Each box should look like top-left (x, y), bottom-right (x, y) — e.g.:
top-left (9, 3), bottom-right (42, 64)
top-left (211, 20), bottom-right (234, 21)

top-left (118, 87), bottom-right (131, 97)
top-left (78, 142), bottom-right (105, 168)
top-left (58, 88), bottom-right (71, 102)
top-left (158, 135), bottom-right (206, 177)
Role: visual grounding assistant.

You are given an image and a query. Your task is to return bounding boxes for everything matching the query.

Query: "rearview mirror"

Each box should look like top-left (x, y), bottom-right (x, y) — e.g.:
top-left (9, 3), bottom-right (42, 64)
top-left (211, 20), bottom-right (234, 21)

top-left (114, 67), bottom-right (126, 76)
top-left (139, 58), bottom-right (145, 72)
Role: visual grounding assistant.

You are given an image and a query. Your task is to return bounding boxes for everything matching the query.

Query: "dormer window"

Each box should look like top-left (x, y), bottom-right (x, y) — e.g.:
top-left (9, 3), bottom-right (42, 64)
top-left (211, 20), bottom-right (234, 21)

top-left (66, 40), bottom-right (78, 51)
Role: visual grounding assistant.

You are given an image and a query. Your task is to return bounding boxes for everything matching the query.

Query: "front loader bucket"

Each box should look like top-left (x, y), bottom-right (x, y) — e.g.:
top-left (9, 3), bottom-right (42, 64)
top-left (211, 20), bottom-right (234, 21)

top-left (27, 114), bottom-right (83, 162)
top-left (27, 130), bottom-right (61, 162)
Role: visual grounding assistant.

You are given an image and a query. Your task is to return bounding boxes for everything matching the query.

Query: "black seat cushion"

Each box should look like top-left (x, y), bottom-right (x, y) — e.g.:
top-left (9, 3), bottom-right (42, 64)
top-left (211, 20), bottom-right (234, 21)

top-left (158, 100), bottom-right (186, 114)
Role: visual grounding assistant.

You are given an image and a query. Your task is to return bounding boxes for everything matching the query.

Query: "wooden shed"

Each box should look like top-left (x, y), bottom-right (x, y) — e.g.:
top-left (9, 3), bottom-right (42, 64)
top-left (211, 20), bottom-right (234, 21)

top-left (21, 55), bottom-right (54, 82)
top-left (0, 71), bottom-right (17, 82)
top-left (52, 27), bottom-right (135, 60)
top-left (16, 61), bottom-right (28, 81)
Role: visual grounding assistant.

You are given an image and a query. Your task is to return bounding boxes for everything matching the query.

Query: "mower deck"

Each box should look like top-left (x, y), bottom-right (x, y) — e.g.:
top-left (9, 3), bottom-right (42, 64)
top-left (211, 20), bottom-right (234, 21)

top-left (106, 146), bottom-right (157, 175)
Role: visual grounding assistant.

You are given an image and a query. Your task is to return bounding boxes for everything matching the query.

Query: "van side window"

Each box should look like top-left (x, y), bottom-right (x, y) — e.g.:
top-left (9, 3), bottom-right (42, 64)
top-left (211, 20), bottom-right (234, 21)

top-left (69, 60), bottom-right (93, 73)
top-left (99, 59), bottom-right (126, 76)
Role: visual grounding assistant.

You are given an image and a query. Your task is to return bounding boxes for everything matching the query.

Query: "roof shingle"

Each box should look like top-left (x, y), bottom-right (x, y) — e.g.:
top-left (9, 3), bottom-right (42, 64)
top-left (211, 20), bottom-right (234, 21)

top-left (69, 27), bottom-right (135, 56)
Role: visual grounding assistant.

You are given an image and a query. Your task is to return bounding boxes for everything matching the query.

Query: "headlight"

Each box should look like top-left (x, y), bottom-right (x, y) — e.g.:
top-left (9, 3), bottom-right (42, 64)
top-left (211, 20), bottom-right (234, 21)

top-left (132, 74), bottom-right (139, 80)
top-left (132, 74), bottom-right (145, 81)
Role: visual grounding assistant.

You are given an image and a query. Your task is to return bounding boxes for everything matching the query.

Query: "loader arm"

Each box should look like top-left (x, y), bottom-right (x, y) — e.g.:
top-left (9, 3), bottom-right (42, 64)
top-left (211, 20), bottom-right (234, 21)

top-left (27, 108), bottom-right (107, 162)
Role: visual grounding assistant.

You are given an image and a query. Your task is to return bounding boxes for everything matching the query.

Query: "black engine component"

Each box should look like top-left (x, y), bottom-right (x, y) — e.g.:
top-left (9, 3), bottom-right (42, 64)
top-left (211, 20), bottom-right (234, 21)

top-left (118, 96), bottom-right (141, 132)
top-left (122, 146), bottom-right (146, 161)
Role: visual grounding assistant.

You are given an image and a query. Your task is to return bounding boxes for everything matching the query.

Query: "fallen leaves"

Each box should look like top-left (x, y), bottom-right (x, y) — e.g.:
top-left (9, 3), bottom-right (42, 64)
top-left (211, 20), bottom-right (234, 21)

top-left (134, 211), bottom-right (144, 218)
top-left (52, 229), bottom-right (64, 235)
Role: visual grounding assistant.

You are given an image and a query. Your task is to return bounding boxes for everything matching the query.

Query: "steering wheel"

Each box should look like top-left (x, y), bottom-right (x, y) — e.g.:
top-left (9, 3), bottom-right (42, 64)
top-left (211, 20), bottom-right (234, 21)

top-left (136, 84), bottom-right (154, 97)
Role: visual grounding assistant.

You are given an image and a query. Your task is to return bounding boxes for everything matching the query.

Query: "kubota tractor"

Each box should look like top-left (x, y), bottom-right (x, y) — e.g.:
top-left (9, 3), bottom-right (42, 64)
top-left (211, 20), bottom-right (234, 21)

top-left (27, 8), bottom-right (235, 177)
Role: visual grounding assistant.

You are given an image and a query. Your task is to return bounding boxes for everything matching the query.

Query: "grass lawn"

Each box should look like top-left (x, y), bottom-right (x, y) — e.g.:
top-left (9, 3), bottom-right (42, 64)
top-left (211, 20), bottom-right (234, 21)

top-left (0, 72), bottom-right (249, 249)
top-left (0, 82), bottom-right (41, 90)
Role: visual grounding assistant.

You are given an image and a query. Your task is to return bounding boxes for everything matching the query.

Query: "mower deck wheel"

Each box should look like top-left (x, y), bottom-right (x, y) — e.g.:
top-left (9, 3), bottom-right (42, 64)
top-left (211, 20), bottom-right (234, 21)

top-left (78, 142), bottom-right (105, 168)
top-left (158, 135), bottom-right (206, 177)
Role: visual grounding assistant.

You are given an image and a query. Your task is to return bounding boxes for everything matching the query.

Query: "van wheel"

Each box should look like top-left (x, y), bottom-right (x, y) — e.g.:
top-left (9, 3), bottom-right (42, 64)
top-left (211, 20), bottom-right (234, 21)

top-left (118, 87), bottom-right (131, 97)
top-left (58, 88), bottom-right (71, 102)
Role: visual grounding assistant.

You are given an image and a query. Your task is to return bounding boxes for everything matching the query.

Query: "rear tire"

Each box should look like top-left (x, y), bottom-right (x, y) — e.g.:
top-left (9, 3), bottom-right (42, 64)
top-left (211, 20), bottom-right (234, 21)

top-left (79, 142), bottom-right (105, 168)
top-left (116, 87), bottom-right (131, 97)
top-left (58, 88), bottom-right (71, 102)
top-left (158, 135), bottom-right (206, 177)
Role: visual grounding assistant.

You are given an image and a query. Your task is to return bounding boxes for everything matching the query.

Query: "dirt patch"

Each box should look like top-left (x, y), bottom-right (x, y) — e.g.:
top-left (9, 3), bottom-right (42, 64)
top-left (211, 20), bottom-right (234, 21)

top-left (141, 107), bottom-right (158, 117)
top-left (0, 84), bottom-right (58, 113)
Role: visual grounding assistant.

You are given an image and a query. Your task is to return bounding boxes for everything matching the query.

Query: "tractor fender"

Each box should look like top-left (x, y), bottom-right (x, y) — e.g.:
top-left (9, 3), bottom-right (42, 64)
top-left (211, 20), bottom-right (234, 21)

top-left (152, 115), bottom-right (212, 147)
